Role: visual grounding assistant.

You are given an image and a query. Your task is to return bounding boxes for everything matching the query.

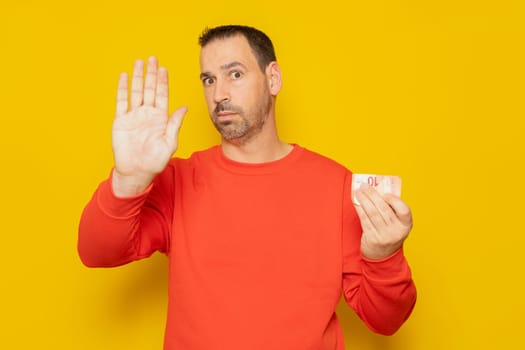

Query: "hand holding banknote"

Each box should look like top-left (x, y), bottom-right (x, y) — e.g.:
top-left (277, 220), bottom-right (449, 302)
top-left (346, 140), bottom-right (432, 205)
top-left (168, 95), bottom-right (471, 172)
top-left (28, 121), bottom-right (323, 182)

top-left (352, 174), bottom-right (413, 260)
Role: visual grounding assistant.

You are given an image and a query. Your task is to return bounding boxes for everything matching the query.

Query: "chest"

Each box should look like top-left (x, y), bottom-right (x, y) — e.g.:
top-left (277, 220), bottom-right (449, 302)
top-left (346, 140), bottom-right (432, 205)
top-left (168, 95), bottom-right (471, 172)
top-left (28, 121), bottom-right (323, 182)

top-left (171, 170), bottom-right (344, 292)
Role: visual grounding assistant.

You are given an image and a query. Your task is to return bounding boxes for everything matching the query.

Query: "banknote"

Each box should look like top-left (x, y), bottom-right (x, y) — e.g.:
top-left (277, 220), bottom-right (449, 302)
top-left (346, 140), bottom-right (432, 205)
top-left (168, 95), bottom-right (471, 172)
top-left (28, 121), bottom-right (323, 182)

top-left (351, 174), bottom-right (402, 205)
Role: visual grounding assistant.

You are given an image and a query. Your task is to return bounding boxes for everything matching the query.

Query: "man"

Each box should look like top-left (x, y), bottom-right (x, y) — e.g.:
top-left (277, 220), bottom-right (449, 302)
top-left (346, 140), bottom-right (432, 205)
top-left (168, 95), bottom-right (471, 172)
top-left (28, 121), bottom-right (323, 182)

top-left (78, 25), bottom-right (416, 349)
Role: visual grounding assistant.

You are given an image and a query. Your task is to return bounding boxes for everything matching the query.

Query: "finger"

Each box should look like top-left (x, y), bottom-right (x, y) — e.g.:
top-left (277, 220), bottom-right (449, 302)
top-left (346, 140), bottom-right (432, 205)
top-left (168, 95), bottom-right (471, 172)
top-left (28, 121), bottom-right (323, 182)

top-left (130, 59), bottom-right (144, 109)
top-left (143, 56), bottom-right (158, 106)
top-left (383, 194), bottom-right (413, 227)
top-left (355, 186), bottom-right (385, 229)
top-left (116, 72), bottom-right (128, 118)
top-left (361, 184), bottom-right (399, 226)
top-left (354, 203), bottom-right (375, 233)
top-left (155, 66), bottom-right (169, 112)
top-left (165, 106), bottom-right (188, 149)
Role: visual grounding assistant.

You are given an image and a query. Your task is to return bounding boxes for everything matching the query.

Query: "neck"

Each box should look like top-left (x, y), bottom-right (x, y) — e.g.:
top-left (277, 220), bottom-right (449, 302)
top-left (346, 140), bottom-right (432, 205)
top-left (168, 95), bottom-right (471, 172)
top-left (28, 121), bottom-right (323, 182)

top-left (220, 117), bottom-right (292, 163)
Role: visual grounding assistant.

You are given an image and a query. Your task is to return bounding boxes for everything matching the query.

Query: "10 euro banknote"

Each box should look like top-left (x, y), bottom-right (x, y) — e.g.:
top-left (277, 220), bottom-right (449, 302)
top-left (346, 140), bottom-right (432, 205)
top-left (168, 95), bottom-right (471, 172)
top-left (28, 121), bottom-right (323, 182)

top-left (351, 174), bottom-right (402, 205)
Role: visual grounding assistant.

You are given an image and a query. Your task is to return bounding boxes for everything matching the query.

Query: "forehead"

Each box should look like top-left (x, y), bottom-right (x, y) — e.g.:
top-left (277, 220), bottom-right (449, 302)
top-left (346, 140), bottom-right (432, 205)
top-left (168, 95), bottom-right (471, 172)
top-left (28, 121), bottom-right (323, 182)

top-left (200, 35), bottom-right (258, 71)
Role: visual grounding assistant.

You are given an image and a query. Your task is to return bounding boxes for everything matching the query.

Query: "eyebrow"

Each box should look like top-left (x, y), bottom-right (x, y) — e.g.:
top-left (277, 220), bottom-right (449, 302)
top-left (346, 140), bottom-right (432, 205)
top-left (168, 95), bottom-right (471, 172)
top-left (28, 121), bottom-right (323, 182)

top-left (200, 61), bottom-right (247, 80)
top-left (220, 61), bottom-right (246, 70)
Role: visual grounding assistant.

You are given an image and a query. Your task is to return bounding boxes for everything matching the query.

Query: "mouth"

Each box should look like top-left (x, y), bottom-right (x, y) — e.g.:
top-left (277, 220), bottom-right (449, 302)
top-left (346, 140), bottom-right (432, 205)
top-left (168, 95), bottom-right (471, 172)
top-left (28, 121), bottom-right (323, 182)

top-left (216, 110), bottom-right (237, 116)
top-left (215, 111), bottom-right (238, 122)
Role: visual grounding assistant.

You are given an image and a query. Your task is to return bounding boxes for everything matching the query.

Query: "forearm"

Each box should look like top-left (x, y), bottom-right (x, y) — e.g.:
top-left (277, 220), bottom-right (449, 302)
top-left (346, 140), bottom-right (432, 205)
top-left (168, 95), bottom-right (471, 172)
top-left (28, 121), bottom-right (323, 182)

top-left (78, 179), bottom-right (152, 267)
top-left (343, 248), bottom-right (417, 335)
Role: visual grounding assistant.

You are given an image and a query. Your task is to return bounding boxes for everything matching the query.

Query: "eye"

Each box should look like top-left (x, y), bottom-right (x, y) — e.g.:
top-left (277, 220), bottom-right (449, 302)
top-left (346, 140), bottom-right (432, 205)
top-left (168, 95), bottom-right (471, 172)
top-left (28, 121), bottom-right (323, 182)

top-left (202, 77), bottom-right (215, 86)
top-left (230, 70), bottom-right (242, 80)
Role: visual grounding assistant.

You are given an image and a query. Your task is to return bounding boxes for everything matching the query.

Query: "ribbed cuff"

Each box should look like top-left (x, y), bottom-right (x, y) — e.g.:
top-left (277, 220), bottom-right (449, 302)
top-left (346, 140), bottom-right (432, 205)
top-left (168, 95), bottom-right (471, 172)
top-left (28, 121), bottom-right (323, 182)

top-left (361, 248), bottom-right (411, 282)
top-left (95, 178), bottom-right (153, 219)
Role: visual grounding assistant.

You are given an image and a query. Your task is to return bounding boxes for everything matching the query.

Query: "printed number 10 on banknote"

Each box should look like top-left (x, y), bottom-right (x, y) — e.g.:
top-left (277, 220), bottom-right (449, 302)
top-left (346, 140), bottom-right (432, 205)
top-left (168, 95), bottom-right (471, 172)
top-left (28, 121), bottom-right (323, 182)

top-left (351, 174), bottom-right (402, 205)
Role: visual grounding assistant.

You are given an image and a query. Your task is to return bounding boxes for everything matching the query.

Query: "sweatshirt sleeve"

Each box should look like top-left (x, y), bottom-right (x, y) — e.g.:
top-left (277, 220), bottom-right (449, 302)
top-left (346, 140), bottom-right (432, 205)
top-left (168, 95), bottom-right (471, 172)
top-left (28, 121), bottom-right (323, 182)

top-left (77, 165), bottom-right (175, 268)
top-left (341, 171), bottom-right (417, 335)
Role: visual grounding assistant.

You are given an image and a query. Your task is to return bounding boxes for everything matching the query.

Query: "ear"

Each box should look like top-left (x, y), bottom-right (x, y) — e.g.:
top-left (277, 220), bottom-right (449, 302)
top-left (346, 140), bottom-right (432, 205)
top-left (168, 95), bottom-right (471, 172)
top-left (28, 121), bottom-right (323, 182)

top-left (265, 62), bottom-right (282, 96)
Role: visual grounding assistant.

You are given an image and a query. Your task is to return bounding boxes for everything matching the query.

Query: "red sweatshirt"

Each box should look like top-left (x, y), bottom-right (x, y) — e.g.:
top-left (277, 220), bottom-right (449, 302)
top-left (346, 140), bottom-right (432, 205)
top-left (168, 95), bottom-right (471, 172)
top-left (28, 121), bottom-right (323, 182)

top-left (78, 145), bottom-right (416, 350)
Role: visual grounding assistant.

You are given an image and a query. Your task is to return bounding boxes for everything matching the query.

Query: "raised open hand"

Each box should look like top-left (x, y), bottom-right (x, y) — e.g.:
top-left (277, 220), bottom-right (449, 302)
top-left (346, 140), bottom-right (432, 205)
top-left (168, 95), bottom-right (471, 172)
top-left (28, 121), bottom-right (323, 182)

top-left (111, 57), bottom-right (187, 197)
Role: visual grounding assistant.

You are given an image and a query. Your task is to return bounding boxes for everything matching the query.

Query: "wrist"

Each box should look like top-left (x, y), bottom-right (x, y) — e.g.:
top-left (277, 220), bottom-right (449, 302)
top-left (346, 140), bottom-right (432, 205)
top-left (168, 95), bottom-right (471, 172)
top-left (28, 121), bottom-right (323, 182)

top-left (111, 169), bottom-right (154, 197)
top-left (361, 241), bottom-right (403, 260)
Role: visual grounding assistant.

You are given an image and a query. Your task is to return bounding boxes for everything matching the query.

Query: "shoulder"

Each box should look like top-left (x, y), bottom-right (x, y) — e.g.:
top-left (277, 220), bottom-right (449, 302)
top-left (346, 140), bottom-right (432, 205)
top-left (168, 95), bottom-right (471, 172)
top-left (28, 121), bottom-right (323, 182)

top-left (157, 146), bottom-right (219, 186)
top-left (168, 145), bottom-right (219, 168)
top-left (296, 145), bottom-right (352, 176)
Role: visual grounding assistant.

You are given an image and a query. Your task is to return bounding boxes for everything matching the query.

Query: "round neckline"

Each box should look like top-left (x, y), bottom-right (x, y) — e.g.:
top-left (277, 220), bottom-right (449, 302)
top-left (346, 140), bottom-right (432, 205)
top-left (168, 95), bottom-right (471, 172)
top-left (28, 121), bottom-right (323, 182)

top-left (213, 144), bottom-right (303, 175)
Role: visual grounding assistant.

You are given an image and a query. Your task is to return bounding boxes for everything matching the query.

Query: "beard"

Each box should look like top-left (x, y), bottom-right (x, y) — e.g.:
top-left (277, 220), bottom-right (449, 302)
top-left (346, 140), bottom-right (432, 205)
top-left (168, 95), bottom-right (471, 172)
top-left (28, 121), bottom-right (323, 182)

top-left (211, 85), bottom-right (272, 144)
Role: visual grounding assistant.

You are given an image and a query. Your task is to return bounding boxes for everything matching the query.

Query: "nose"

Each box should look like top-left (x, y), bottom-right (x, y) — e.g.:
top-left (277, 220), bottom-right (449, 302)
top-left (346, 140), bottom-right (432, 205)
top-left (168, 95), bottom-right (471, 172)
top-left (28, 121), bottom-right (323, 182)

top-left (213, 79), bottom-right (230, 104)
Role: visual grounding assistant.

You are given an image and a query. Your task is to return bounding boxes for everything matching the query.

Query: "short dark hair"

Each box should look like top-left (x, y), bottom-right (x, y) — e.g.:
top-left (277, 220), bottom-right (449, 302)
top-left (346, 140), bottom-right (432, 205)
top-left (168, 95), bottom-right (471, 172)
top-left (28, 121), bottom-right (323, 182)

top-left (198, 25), bottom-right (277, 72)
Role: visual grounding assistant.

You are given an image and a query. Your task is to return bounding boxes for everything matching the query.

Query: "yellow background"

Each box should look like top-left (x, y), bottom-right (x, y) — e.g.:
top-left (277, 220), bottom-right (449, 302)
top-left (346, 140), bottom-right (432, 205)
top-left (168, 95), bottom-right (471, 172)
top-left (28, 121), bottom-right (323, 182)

top-left (1, 0), bottom-right (524, 349)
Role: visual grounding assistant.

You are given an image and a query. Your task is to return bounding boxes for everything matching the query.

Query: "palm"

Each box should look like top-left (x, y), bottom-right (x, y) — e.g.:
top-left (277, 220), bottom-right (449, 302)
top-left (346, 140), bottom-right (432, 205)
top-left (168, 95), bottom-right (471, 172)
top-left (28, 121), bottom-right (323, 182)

top-left (113, 105), bottom-right (174, 176)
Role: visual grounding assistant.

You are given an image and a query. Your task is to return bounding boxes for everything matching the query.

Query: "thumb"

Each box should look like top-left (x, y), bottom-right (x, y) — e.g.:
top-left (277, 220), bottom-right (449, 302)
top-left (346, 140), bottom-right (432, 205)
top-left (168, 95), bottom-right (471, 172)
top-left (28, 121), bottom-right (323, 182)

top-left (166, 106), bottom-right (188, 149)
